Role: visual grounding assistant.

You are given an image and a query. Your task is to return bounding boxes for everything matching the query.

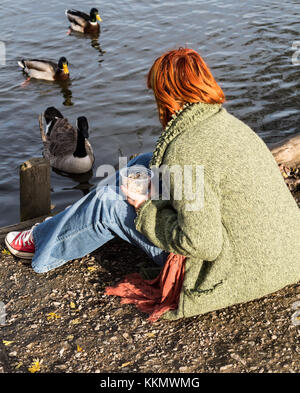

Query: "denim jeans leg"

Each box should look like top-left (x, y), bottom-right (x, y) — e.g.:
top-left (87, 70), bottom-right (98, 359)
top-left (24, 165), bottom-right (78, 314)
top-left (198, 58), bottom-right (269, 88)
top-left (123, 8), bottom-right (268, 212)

top-left (31, 152), bottom-right (167, 273)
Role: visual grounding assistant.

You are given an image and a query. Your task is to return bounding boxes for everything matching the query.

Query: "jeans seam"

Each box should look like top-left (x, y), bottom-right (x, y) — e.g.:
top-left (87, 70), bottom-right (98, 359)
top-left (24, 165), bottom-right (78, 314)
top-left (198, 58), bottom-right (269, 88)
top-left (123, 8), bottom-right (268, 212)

top-left (56, 223), bottom-right (94, 243)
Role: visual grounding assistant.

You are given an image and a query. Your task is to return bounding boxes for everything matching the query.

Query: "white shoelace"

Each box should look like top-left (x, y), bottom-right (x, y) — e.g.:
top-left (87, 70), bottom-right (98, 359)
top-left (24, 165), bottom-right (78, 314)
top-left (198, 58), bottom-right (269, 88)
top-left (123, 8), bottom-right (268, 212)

top-left (15, 223), bottom-right (40, 246)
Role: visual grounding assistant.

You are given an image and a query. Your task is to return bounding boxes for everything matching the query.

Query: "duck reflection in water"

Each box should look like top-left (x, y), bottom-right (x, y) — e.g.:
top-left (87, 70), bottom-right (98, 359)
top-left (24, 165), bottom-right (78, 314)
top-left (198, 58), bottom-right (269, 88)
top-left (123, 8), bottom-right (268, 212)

top-left (68, 29), bottom-right (105, 58)
top-left (58, 79), bottom-right (74, 106)
top-left (91, 36), bottom-right (105, 58)
top-left (52, 167), bottom-right (94, 196)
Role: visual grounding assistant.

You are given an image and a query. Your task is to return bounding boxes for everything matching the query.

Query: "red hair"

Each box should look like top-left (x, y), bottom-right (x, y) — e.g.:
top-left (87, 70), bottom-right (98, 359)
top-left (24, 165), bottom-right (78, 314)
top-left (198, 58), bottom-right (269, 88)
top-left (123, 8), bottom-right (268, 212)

top-left (147, 48), bottom-right (225, 128)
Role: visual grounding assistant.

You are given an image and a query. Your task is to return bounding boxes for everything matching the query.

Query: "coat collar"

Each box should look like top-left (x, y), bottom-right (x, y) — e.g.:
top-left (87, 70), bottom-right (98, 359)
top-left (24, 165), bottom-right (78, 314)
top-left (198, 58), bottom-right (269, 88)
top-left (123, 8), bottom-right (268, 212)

top-left (150, 102), bottom-right (222, 167)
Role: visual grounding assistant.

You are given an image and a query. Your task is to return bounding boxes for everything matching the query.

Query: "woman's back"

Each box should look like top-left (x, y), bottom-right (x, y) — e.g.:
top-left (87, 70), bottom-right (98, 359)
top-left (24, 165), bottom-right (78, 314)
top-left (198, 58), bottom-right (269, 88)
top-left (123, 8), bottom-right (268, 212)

top-left (159, 103), bottom-right (300, 319)
top-left (212, 108), bottom-right (300, 293)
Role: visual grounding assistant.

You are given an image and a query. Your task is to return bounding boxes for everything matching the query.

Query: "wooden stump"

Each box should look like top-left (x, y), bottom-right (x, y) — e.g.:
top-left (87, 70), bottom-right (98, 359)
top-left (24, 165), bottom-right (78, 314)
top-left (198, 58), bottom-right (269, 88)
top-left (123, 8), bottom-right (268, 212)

top-left (270, 132), bottom-right (300, 168)
top-left (20, 157), bottom-right (51, 221)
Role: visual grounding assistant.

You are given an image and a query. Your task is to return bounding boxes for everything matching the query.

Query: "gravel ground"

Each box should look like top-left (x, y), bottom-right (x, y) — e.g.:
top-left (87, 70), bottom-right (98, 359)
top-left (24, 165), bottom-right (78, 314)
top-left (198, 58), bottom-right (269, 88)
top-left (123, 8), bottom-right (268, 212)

top-left (0, 185), bottom-right (299, 374)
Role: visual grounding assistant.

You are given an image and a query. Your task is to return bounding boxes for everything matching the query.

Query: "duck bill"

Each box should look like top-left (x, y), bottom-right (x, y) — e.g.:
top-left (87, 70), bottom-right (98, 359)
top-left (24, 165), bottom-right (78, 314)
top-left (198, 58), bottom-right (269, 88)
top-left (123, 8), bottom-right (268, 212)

top-left (96, 14), bottom-right (102, 22)
top-left (63, 64), bottom-right (69, 74)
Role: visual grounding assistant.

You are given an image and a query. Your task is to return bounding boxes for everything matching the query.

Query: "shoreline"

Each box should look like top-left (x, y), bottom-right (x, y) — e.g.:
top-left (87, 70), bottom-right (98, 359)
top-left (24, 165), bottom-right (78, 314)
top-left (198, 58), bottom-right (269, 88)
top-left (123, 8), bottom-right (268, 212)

top-left (0, 180), bottom-right (299, 373)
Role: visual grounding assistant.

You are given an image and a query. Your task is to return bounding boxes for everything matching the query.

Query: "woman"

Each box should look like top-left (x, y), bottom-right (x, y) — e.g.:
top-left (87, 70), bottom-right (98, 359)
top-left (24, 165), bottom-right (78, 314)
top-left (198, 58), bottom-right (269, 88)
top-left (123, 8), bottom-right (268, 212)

top-left (6, 48), bottom-right (300, 320)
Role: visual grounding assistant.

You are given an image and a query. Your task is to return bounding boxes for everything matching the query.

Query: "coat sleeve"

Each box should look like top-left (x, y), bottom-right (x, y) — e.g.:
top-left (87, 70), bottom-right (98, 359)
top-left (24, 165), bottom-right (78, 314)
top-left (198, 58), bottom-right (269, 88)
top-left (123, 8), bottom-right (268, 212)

top-left (134, 171), bottom-right (223, 261)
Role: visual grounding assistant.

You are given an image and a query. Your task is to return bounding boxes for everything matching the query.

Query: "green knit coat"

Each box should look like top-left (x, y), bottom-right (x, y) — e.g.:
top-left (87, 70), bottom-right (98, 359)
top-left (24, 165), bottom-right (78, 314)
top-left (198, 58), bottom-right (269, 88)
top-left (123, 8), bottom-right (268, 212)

top-left (135, 102), bottom-right (300, 320)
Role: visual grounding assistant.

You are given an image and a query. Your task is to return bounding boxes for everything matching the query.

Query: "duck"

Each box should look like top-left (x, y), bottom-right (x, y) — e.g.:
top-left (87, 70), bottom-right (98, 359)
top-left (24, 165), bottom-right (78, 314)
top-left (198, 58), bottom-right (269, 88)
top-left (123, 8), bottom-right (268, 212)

top-left (40, 107), bottom-right (95, 174)
top-left (18, 57), bottom-right (70, 82)
top-left (65, 8), bottom-right (102, 34)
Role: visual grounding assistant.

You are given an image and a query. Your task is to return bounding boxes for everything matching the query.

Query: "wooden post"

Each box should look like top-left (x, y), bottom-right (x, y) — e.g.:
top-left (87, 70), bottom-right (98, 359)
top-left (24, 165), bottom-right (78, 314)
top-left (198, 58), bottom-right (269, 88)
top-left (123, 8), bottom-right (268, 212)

top-left (270, 132), bottom-right (300, 168)
top-left (20, 157), bottom-right (51, 221)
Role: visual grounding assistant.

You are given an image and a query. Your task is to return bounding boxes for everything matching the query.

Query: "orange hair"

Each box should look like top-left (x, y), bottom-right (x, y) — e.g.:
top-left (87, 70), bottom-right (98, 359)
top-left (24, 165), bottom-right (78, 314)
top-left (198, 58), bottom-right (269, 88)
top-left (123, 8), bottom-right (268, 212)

top-left (147, 48), bottom-right (225, 128)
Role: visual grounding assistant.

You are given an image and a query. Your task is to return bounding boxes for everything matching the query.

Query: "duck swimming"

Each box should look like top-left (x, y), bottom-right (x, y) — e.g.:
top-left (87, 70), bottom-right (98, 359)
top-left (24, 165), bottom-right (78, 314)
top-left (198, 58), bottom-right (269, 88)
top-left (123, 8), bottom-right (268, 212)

top-left (65, 8), bottom-right (102, 35)
top-left (40, 107), bottom-right (95, 174)
top-left (18, 57), bottom-right (70, 82)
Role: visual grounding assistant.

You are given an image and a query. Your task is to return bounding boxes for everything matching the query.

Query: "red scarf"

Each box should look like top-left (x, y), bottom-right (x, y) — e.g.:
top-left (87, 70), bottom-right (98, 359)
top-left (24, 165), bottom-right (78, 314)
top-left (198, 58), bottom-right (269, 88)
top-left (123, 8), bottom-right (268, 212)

top-left (105, 253), bottom-right (186, 322)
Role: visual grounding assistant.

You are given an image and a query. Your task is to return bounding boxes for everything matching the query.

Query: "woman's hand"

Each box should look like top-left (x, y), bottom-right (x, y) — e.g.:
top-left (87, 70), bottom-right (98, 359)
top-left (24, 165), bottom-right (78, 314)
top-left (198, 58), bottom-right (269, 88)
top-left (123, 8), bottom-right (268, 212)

top-left (120, 185), bottom-right (149, 210)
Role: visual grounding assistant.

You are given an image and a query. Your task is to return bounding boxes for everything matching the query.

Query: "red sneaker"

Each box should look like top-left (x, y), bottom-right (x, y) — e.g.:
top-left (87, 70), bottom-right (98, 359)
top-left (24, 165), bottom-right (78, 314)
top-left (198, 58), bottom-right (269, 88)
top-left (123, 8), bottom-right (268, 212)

top-left (5, 227), bottom-right (36, 259)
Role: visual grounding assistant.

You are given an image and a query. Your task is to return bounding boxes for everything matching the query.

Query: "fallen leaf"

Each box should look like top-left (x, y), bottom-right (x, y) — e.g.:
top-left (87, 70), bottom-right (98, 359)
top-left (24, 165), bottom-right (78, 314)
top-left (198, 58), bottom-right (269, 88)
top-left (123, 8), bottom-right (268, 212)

top-left (121, 361), bottom-right (133, 368)
top-left (28, 360), bottom-right (41, 373)
top-left (87, 266), bottom-right (97, 272)
top-left (70, 302), bottom-right (76, 309)
top-left (77, 344), bottom-right (83, 352)
top-left (2, 340), bottom-right (14, 346)
top-left (14, 362), bottom-right (23, 370)
top-left (46, 312), bottom-right (61, 320)
top-left (1, 249), bottom-right (11, 255)
top-left (70, 318), bottom-right (80, 325)
top-left (67, 335), bottom-right (74, 340)
top-left (145, 332), bottom-right (156, 338)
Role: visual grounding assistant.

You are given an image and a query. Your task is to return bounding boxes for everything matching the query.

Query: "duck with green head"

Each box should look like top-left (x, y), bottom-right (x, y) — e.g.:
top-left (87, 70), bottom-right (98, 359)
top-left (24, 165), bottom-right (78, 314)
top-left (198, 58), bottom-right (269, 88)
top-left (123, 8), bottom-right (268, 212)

top-left (65, 8), bottom-right (102, 35)
top-left (18, 57), bottom-right (70, 84)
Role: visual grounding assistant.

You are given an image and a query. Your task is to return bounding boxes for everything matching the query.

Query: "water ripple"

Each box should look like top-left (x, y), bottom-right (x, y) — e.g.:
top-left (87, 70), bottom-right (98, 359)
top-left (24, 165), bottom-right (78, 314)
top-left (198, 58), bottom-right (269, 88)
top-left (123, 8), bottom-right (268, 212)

top-left (0, 0), bottom-right (299, 225)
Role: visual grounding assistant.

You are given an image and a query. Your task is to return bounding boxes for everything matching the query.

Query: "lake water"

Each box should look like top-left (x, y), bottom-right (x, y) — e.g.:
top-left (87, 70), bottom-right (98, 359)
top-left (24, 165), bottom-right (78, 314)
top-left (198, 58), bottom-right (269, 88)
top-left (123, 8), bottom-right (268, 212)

top-left (0, 0), bottom-right (299, 226)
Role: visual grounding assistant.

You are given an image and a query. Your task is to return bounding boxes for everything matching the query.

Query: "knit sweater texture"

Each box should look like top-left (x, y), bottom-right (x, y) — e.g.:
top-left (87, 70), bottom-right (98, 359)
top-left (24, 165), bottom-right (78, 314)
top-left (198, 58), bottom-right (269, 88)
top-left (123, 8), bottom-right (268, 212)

top-left (135, 102), bottom-right (300, 320)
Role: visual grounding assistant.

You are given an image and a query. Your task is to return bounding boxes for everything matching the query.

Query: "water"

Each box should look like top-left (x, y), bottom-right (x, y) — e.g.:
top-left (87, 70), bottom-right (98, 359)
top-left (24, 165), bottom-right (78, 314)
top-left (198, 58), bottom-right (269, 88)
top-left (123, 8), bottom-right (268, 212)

top-left (0, 0), bottom-right (299, 226)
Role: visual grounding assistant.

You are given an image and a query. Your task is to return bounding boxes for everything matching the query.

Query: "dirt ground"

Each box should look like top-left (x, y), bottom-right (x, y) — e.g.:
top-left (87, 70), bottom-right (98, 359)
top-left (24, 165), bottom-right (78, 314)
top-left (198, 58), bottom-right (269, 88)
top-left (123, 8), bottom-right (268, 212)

top-left (0, 189), bottom-right (299, 374)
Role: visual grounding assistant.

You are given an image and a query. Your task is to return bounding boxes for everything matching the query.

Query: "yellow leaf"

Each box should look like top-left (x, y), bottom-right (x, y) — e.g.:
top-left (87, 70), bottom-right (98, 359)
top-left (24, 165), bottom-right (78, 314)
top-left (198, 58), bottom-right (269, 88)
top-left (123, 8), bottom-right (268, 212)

top-left (87, 266), bottom-right (97, 272)
top-left (145, 332), bottom-right (156, 338)
top-left (77, 344), bottom-right (83, 352)
top-left (28, 360), bottom-right (41, 373)
top-left (15, 362), bottom-right (23, 369)
top-left (46, 312), bottom-right (61, 320)
top-left (70, 302), bottom-right (76, 309)
top-left (121, 361), bottom-right (133, 368)
top-left (2, 340), bottom-right (14, 346)
top-left (67, 335), bottom-right (74, 340)
top-left (1, 249), bottom-right (11, 255)
top-left (70, 318), bottom-right (80, 325)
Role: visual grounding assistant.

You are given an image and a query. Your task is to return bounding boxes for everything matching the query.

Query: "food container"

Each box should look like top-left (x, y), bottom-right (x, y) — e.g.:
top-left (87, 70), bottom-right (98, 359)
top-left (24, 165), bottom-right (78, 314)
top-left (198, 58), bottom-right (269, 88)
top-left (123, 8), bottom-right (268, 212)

top-left (120, 165), bottom-right (153, 198)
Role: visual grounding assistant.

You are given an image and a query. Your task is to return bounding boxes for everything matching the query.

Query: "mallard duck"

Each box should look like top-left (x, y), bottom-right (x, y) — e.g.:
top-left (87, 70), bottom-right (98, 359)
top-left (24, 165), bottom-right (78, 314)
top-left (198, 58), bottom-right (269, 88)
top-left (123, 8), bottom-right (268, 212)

top-left (40, 107), bottom-right (95, 174)
top-left (65, 8), bottom-right (102, 34)
top-left (18, 57), bottom-right (69, 82)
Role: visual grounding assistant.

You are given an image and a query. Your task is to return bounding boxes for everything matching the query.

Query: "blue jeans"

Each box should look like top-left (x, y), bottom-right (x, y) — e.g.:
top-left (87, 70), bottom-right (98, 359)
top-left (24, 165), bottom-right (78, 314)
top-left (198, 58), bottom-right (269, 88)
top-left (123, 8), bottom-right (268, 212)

top-left (32, 152), bottom-right (168, 273)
